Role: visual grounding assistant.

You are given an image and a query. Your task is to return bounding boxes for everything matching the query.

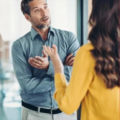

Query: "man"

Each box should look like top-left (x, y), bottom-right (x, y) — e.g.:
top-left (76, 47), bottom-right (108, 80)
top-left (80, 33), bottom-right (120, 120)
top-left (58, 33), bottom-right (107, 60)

top-left (12, 0), bottom-right (79, 120)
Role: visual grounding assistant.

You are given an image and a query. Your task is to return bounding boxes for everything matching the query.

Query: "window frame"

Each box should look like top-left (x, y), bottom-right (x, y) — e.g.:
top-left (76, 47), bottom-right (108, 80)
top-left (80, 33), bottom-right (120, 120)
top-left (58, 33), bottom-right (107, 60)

top-left (77, 0), bottom-right (88, 120)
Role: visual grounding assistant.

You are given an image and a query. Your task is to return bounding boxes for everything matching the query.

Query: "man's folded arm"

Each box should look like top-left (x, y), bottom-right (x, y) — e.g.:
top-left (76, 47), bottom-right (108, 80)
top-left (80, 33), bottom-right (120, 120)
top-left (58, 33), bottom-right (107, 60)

top-left (47, 32), bottom-right (80, 82)
top-left (12, 41), bottom-right (53, 94)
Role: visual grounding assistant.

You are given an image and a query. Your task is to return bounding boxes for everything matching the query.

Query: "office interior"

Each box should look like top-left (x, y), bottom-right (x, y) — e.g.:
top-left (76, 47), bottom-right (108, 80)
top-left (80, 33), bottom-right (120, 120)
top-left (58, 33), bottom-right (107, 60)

top-left (0, 0), bottom-right (92, 120)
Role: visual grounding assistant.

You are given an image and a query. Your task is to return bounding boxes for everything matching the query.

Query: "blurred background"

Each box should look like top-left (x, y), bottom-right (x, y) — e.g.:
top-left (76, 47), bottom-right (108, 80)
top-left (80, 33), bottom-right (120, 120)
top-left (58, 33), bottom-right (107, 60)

top-left (0, 0), bottom-right (92, 120)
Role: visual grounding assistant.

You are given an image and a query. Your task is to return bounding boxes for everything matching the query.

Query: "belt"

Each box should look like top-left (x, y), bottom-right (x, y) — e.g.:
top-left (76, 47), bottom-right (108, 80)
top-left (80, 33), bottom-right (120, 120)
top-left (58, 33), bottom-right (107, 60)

top-left (22, 101), bottom-right (62, 114)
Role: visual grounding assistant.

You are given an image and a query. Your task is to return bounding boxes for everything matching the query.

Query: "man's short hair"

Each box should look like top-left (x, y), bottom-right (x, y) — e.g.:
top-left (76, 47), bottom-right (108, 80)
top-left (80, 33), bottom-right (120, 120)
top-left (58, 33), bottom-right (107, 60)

top-left (21, 0), bottom-right (47, 15)
top-left (21, 0), bottom-right (33, 15)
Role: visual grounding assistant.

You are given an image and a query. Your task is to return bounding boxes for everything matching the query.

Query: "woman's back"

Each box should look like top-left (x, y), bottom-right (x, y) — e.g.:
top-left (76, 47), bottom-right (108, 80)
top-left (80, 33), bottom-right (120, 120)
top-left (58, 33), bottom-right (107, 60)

top-left (81, 43), bottom-right (119, 120)
top-left (84, 0), bottom-right (120, 118)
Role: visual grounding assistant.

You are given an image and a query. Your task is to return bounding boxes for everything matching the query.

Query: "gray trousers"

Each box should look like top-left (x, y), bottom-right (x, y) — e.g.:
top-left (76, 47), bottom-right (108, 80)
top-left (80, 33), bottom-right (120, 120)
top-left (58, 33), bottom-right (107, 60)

top-left (22, 107), bottom-right (77, 120)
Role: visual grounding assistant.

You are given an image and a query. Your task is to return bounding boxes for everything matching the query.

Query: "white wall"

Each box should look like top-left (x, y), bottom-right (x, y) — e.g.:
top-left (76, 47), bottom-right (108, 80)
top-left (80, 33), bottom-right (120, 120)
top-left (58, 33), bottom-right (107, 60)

top-left (0, 0), bottom-right (77, 41)
top-left (0, 0), bottom-right (30, 41)
top-left (48, 0), bottom-right (77, 35)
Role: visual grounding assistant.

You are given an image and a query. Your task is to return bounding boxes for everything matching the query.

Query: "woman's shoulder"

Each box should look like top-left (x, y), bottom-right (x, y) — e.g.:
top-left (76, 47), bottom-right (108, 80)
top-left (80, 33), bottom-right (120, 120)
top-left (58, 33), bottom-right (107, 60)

top-left (80, 42), bottom-right (94, 51)
top-left (77, 42), bottom-right (94, 55)
top-left (75, 42), bottom-right (95, 68)
top-left (75, 42), bottom-right (96, 65)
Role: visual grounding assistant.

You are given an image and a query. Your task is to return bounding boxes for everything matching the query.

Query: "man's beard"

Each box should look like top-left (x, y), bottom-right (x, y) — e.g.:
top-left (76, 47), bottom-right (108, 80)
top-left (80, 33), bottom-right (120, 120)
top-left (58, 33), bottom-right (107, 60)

top-left (32, 20), bottom-right (51, 29)
top-left (36, 22), bottom-right (51, 29)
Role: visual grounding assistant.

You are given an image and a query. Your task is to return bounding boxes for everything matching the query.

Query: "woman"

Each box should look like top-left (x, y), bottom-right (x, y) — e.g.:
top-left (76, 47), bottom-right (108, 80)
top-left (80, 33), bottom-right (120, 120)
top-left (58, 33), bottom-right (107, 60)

top-left (43, 0), bottom-right (120, 120)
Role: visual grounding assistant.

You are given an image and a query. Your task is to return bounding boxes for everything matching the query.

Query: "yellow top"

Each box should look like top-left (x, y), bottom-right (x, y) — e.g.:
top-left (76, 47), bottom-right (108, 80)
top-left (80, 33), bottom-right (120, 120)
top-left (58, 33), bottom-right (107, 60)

top-left (54, 43), bottom-right (119, 120)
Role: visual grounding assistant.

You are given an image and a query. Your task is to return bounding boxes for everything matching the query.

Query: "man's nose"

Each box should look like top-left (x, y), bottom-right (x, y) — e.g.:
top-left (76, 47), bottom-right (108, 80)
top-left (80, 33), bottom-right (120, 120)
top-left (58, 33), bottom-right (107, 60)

top-left (41, 9), bottom-right (46, 16)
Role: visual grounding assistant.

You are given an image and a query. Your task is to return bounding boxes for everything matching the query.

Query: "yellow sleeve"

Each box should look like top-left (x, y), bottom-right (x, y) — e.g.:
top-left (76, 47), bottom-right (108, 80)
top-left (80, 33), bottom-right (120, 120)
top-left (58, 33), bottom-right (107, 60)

top-left (53, 48), bottom-right (95, 115)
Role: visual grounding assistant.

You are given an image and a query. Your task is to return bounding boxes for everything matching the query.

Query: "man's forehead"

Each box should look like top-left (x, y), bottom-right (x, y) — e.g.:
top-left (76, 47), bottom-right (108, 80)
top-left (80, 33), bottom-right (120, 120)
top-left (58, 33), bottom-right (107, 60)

top-left (29, 0), bottom-right (47, 8)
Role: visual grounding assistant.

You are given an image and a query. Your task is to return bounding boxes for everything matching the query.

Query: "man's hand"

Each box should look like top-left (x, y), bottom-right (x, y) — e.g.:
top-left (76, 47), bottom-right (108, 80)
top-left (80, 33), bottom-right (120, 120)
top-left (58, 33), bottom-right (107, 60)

top-left (43, 45), bottom-right (64, 73)
top-left (28, 51), bottom-right (49, 70)
top-left (64, 53), bottom-right (75, 66)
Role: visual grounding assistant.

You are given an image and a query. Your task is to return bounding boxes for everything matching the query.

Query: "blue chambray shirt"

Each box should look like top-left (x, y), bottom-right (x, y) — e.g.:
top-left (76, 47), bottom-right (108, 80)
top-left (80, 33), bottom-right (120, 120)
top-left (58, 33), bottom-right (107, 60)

top-left (12, 26), bottom-right (79, 108)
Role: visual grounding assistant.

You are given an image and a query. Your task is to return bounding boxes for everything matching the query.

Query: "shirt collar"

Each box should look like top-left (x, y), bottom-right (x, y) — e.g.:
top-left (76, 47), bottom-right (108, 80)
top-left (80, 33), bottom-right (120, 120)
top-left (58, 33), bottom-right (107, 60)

top-left (49, 26), bottom-right (55, 35)
top-left (31, 27), bottom-right (39, 40)
top-left (31, 26), bottom-right (55, 40)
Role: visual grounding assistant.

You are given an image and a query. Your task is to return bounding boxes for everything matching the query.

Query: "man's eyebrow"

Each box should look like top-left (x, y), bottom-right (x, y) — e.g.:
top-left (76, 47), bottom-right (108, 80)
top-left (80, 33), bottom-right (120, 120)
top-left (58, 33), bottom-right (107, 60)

top-left (32, 6), bottom-right (39, 10)
top-left (32, 3), bottom-right (48, 10)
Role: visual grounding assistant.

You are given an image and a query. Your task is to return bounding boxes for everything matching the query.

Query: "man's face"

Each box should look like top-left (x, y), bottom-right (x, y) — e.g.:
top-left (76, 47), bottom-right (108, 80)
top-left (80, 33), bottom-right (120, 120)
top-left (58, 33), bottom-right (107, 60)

top-left (28, 0), bottom-right (51, 29)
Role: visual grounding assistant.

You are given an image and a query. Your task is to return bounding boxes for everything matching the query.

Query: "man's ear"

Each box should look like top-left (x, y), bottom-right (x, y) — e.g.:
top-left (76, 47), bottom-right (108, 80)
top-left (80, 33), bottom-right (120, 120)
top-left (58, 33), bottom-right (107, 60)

top-left (24, 14), bottom-right (31, 22)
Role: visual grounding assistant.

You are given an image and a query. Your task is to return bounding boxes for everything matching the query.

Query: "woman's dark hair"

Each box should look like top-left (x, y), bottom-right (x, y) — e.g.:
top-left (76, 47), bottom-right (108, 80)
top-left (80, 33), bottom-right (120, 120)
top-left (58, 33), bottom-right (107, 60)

top-left (88, 0), bottom-right (120, 88)
top-left (21, 0), bottom-right (34, 15)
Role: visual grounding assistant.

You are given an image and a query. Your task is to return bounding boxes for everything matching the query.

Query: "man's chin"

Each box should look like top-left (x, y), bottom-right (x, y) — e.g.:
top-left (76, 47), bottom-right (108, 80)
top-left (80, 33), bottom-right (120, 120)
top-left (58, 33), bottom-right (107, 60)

top-left (43, 22), bottom-right (51, 27)
top-left (43, 21), bottom-right (51, 27)
top-left (36, 25), bottom-right (50, 29)
top-left (42, 24), bottom-right (50, 28)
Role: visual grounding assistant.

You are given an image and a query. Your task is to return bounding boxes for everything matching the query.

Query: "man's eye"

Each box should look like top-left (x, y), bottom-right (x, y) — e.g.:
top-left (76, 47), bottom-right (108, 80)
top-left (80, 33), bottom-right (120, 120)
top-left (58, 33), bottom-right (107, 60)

top-left (35, 9), bottom-right (39, 12)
